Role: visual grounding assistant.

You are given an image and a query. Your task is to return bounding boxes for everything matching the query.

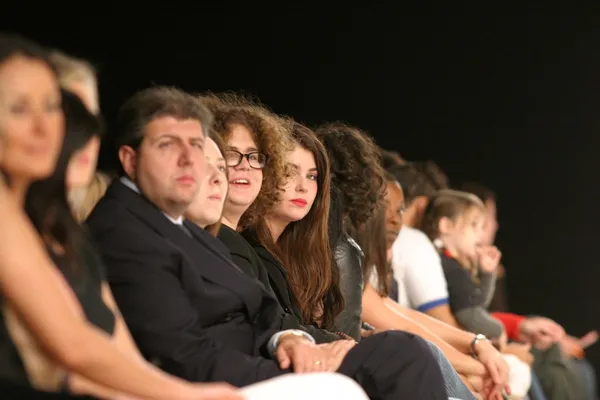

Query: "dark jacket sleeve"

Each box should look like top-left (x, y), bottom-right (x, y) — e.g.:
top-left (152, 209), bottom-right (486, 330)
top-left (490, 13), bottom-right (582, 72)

top-left (93, 227), bottom-right (283, 387)
top-left (228, 243), bottom-right (341, 344)
top-left (333, 237), bottom-right (364, 341)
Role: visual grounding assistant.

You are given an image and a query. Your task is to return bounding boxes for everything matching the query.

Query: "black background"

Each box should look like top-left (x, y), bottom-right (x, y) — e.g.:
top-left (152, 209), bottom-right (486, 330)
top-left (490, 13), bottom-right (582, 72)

top-left (5, 9), bottom-right (600, 378)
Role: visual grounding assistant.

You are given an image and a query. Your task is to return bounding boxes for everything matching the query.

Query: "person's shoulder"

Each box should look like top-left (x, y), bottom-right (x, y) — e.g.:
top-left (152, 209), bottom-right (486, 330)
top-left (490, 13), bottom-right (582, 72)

top-left (394, 227), bottom-right (437, 257)
top-left (398, 226), bottom-right (429, 242)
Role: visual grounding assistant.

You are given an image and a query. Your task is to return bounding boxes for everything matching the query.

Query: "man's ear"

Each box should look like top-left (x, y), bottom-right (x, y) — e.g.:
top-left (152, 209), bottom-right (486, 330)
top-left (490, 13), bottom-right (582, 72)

top-left (118, 145), bottom-right (137, 180)
top-left (438, 216), bottom-right (453, 235)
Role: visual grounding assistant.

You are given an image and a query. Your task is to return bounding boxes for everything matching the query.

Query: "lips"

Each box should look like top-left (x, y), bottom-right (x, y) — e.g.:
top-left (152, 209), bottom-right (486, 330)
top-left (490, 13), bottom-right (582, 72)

top-left (176, 175), bottom-right (195, 184)
top-left (208, 194), bottom-right (222, 201)
top-left (290, 198), bottom-right (307, 207)
top-left (78, 154), bottom-right (91, 165)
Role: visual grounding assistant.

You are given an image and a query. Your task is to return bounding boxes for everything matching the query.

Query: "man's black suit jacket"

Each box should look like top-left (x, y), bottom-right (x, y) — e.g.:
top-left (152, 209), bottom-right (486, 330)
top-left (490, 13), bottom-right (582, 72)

top-left (86, 181), bottom-right (286, 386)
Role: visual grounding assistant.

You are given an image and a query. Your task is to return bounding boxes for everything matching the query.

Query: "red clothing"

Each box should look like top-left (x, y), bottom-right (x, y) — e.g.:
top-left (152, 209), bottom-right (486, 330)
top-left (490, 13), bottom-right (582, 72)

top-left (492, 312), bottom-right (525, 340)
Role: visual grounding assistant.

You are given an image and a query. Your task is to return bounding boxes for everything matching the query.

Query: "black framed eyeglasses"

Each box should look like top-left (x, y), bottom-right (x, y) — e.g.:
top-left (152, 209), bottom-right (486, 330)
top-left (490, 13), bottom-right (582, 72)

top-left (224, 150), bottom-right (268, 169)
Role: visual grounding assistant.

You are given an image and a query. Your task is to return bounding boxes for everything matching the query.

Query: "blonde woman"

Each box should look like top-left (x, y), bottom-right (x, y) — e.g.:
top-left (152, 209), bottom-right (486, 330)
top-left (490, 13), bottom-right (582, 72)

top-left (50, 49), bottom-right (110, 222)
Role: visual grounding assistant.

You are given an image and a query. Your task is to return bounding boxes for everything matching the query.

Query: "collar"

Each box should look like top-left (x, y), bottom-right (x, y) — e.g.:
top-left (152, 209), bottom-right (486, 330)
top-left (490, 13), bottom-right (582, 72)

top-left (119, 176), bottom-right (184, 225)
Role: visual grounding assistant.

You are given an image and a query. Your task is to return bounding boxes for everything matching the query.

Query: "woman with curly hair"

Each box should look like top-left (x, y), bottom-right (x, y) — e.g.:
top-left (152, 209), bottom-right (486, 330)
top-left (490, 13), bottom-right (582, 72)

top-left (201, 95), bottom-right (341, 344)
top-left (316, 124), bottom-right (510, 399)
top-left (314, 122), bottom-right (386, 339)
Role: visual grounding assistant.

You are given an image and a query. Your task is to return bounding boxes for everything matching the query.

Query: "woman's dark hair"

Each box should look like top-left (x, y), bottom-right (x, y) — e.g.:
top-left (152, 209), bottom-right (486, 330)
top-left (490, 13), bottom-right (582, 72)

top-left (0, 33), bottom-right (53, 68)
top-left (315, 122), bottom-right (386, 233)
top-left (386, 161), bottom-right (448, 205)
top-left (25, 89), bottom-right (102, 275)
top-left (353, 204), bottom-right (389, 296)
top-left (253, 121), bottom-right (344, 329)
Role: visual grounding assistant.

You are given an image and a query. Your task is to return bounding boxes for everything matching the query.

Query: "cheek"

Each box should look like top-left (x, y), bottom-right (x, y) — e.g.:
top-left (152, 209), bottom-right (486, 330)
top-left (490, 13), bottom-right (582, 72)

top-left (307, 182), bottom-right (318, 204)
top-left (252, 169), bottom-right (263, 183)
top-left (48, 114), bottom-right (65, 153)
top-left (220, 182), bottom-right (228, 198)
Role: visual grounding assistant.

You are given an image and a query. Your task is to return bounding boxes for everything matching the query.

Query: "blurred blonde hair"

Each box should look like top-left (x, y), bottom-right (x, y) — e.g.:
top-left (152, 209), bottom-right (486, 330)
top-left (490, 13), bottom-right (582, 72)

top-left (69, 172), bottom-right (112, 223)
top-left (49, 50), bottom-right (99, 114)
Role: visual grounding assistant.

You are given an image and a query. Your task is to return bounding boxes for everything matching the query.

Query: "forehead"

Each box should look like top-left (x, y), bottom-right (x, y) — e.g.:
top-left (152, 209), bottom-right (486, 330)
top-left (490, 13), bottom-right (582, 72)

top-left (227, 124), bottom-right (257, 150)
top-left (144, 116), bottom-right (205, 140)
top-left (385, 181), bottom-right (404, 202)
top-left (0, 56), bottom-right (58, 100)
top-left (205, 138), bottom-right (223, 159)
top-left (289, 146), bottom-right (315, 167)
top-left (460, 205), bottom-right (484, 222)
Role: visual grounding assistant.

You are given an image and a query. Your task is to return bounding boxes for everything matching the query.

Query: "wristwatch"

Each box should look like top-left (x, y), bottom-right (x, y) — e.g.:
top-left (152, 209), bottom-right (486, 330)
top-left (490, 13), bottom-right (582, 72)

top-left (470, 334), bottom-right (487, 360)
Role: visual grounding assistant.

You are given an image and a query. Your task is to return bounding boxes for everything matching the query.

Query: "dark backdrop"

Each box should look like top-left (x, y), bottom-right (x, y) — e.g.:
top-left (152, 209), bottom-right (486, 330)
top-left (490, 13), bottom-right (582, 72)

top-left (4, 9), bottom-right (600, 377)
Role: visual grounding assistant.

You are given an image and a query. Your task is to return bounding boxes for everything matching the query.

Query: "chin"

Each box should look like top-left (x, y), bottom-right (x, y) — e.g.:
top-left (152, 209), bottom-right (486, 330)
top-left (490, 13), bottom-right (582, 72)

top-left (228, 195), bottom-right (255, 209)
top-left (286, 210), bottom-right (309, 223)
top-left (29, 167), bottom-right (56, 181)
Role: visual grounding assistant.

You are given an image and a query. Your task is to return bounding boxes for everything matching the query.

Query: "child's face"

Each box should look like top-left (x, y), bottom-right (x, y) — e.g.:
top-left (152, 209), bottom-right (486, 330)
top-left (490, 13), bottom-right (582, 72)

top-left (447, 206), bottom-right (484, 258)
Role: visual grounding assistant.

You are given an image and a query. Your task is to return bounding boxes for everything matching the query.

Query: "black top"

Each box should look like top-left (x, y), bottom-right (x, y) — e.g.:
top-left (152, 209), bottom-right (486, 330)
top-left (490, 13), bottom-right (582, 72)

top-left (439, 252), bottom-right (483, 313)
top-left (241, 230), bottom-right (342, 342)
top-left (218, 225), bottom-right (339, 343)
top-left (0, 237), bottom-right (115, 390)
top-left (333, 234), bottom-right (364, 341)
top-left (57, 238), bottom-right (116, 334)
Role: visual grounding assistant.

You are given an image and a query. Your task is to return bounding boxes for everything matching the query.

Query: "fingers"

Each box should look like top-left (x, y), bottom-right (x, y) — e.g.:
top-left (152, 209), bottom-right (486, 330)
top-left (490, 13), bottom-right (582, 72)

top-left (299, 347), bottom-right (327, 373)
top-left (466, 375), bottom-right (484, 392)
top-left (484, 359), bottom-right (503, 394)
top-left (580, 330), bottom-right (599, 349)
top-left (276, 347), bottom-right (291, 370)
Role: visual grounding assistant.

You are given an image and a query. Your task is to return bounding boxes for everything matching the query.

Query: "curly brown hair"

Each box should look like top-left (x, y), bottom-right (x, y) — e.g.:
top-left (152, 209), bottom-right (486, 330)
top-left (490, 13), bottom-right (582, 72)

top-left (199, 93), bottom-right (293, 229)
top-left (315, 122), bottom-right (386, 232)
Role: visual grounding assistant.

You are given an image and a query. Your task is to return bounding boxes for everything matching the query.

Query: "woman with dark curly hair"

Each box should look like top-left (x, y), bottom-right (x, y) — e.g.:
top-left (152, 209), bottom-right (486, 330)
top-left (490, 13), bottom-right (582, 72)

top-left (203, 95), bottom-right (341, 344)
top-left (314, 122), bottom-right (386, 340)
top-left (316, 124), bottom-right (510, 399)
top-left (201, 93), bottom-right (291, 232)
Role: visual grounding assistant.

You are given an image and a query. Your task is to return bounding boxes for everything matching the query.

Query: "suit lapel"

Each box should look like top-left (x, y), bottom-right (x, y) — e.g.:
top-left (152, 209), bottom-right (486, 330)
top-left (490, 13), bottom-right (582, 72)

top-left (106, 182), bottom-right (264, 318)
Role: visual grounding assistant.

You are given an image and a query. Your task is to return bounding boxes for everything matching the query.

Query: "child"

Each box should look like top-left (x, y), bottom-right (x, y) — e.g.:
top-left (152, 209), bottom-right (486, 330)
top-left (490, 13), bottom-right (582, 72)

top-left (421, 189), bottom-right (533, 399)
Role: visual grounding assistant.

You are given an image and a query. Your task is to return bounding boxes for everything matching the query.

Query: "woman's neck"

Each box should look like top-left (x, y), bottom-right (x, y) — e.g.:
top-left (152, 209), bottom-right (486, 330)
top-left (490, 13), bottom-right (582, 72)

top-left (221, 210), bottom-right (241, 231)
top-left (265, 217), bottom-right (289, 242)
top-left (8, 178), bottom-right (30, 206)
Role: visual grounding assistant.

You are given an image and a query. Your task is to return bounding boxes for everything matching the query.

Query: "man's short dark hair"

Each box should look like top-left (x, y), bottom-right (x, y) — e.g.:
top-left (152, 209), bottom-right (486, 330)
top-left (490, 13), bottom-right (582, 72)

top-left (386, 161), bottom-right (449, 205)
top-left (115, 86), bottom-right (212, 168)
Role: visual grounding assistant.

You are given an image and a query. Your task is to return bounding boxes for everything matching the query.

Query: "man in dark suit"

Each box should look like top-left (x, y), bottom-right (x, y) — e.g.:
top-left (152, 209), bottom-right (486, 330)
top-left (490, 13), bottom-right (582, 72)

top-left (87, 87), bottom-right (448, 399)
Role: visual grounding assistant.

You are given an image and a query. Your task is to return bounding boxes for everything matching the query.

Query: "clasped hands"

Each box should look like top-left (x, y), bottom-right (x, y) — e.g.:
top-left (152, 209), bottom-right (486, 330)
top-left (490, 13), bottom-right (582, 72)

top-left (275, 335), bottom-right (356, 373)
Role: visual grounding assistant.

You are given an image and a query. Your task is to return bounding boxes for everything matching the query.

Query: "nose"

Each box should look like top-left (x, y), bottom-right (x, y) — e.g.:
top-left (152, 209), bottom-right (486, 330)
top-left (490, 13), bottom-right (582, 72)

top-left (234, 156), bottom-right (251, 171)
top-left (178, 144), bottom-right (195, 167)
top-left (295, 176), bottom-right (308, 193)
top-left (387, 210), bottom-right (402, 228)
top-left (32, 108), bottom-right (55, 138)
top-left (211, 167), bottom-right (223, 186)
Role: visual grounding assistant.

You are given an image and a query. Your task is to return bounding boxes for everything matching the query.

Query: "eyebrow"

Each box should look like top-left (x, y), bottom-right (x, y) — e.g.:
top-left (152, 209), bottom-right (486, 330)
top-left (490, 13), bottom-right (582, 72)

top-left (228, 146), bottom-right (258, 152)
top-left (153, 134), bottom-right (204, 143)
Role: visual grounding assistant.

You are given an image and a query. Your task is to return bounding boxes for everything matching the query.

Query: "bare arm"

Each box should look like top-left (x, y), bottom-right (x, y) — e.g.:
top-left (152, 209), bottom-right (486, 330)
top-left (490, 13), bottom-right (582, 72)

top-left (362, 284), bottom-right (485, 376)
top-left (0, 189), bottom-right (236, 400)
top-left (384, 297), bottom-right (486, 353)
top-left (423, 304), bottom-right (460, 327)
